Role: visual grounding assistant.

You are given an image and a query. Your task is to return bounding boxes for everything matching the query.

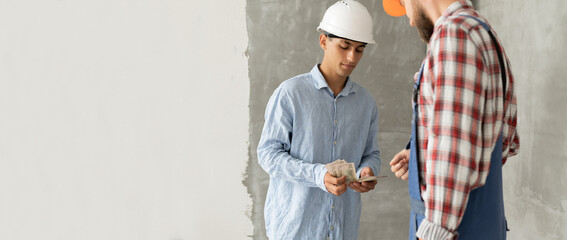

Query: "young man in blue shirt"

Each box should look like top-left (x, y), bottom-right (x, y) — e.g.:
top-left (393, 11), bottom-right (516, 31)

top-left (257, 1), bottom-right (381, 239)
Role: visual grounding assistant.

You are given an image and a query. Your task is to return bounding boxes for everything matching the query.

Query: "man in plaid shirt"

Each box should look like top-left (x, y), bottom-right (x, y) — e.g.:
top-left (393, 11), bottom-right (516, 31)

top-left (383, 0), bottom-right (520, 239)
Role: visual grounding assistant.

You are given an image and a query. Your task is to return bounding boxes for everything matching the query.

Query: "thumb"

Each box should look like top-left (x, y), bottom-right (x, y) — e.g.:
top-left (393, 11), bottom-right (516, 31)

top-left (390, 151), bottom-right (407, 166)
top-left (360, 167), bottom-right (373, 177)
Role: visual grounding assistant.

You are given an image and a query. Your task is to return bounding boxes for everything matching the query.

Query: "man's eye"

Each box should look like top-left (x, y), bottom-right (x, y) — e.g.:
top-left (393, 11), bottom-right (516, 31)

top-left (340, 45), bottom-right (348, 49)
top-left (356, 49), bottom-right (364, 53)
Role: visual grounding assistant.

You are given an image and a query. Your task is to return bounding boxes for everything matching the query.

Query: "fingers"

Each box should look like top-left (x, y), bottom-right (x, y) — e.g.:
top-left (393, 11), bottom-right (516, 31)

top-left (348, 182), bottom-right (366, 193)
top-left (362, 180), bottom-right (377, 190)
top-left (393, 160), bottom-right (408, 175)
top-left (324, 173), bottom-right (347, 196)
top-left (392, 160), bottom-right (408, 180)
top-left (327, 182), bottom-right (347, 196)
top-left (349, 180), bottom-right (376, 193)
top-left (390, 159), bottom-right (408, 172)
top-left (324, 172), bottom-right (346, 184)
top-left (389, 155), bottom-right (402, 166)
top-left (327, 176), bottom-right (346, 186)
top-left (334, 184), bottom-right (348, 196)
top-left (390, 149), bottom-right (410, 180)
top-left (391, 159), bottom-right (408, 181)
top-left (325, 171), bottom-right (382, 195)
top-left (389, 151), bottom-right (404, 165)
top-left (390, 149), bottom-right (410, 166)
top-left (360, 167), bottom-right (374, 177)
top-left (350, 167), bottom-right (377, 193)
top-left (401, 170), bottom-right (409, 180)
top-left (359, 181), bottom-right (376, 192)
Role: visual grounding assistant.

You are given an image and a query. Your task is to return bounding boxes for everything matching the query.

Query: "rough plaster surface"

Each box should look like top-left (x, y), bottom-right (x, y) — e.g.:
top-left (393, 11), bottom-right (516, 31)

top-left (246, 0), bottom-right (567, 239)
top-left (474, 0), bottom-right (567, 239)
top-left (244, 0), bottom-right (425, 239)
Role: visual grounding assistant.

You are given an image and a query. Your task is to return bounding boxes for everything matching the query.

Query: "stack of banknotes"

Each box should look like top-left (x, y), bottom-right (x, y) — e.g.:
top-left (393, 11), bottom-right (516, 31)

top-left (325, 159), bottom-right (380, 183)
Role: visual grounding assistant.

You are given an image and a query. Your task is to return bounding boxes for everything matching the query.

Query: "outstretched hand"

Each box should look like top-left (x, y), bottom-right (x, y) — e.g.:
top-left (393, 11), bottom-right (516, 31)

top-left (390, 149), bottom-right (410, 180)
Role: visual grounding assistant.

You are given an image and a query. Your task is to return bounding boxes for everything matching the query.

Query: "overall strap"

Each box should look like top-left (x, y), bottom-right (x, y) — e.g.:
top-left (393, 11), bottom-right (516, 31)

top-left (408, 64), bottom-right (426, 240)
top-left (463, 15), bottom-right (507, 94)
top-left (409, 63), bottom-right (425, 203)
top-left (413, 63), bottom-right (425, 103)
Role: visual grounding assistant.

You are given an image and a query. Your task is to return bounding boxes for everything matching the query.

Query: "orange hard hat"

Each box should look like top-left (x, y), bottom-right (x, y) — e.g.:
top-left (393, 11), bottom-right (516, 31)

top-left (383, 0), bottom-right (406, 17)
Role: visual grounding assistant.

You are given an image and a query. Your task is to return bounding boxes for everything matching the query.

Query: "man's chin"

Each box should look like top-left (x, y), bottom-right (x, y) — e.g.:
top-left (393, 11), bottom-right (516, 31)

top-left (339, 68), bottom-right (354, 77)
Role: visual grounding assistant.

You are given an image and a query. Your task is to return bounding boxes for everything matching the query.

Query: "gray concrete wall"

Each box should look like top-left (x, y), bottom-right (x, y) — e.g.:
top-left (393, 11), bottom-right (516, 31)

top-left (244, 1), bottom-right (425, 239)
top-left (246, 0), bottom-right (567, 239)
top-left (474, 0), bottom-right (567, 239)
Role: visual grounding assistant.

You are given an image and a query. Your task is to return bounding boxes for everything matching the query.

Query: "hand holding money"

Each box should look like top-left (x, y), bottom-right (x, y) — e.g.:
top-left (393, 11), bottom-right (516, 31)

top-left (325, 159), bottom-right (384, 183)
top-left (325, 159), bottom-right (357, 183)
top-left (349, 166), bottom-right (380, 193)
top-left (323, 172), bottom-right (347, 196)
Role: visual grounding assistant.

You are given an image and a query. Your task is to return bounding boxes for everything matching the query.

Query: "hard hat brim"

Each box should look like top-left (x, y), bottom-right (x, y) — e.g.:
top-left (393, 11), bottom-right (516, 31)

top-left (318, 25), bottom-right (376, 44)
top-left (383, 0), bottom-right (406, 17)
top-left (317, 0), bottom-right (376, 44)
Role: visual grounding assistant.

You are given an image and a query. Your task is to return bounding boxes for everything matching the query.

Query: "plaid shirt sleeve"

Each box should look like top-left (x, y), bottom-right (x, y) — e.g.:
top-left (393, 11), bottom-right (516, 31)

top-left (415, 15), bottom-right (520, 239)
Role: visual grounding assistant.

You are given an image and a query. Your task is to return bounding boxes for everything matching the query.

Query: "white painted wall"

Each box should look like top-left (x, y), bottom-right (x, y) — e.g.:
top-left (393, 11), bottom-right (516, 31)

top-left (0, 1), bottom-right (252, 239)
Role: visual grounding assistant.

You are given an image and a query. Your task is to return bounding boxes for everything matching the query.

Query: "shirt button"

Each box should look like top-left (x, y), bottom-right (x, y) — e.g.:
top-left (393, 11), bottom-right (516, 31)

top-left (332, 205), bottom-right (335, 209)
top-left (330, 226), bottom-right (334, 230)
top-left (327, 237), bottom-right (330, 240)
top-left (334, 120), bottom-right (337, 124)
top-left (334, 141), bottom-right (337, 145)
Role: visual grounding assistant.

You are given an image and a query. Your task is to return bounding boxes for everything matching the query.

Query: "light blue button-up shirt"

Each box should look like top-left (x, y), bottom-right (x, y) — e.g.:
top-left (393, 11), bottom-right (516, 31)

top-left (258, 65), bottom-right (381, 240)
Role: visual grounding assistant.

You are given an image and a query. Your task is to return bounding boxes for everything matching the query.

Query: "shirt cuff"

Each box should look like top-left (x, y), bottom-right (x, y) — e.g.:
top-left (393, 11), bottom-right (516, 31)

top-left (416, 218), bottom-right (456, 240)
top-left (316, 164), bottom-right (329, 193)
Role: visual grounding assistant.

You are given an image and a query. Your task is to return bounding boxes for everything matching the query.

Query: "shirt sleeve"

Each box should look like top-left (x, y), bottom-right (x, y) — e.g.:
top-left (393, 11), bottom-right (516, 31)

top-left (257, 86), bottom-right (328, 191)
top-left (417, 25), bottom-right (493, 239)
top-left (501, 54), bottom-right (520, 164)
top-left (357, 102), bottom-right (381, 177)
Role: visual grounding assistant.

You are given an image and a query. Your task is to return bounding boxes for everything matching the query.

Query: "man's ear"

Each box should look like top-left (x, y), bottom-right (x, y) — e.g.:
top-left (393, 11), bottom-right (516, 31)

top-left (319, 33), bottom-right (327, 50)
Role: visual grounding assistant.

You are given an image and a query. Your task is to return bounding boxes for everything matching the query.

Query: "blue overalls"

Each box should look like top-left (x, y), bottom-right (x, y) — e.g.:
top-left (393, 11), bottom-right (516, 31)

top-left (408, 16), bottom-right (508, 240)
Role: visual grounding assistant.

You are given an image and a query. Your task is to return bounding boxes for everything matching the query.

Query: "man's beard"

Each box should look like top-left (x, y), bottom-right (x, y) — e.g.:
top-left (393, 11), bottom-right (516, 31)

top-left (413, 0), bottom-right (434, 43)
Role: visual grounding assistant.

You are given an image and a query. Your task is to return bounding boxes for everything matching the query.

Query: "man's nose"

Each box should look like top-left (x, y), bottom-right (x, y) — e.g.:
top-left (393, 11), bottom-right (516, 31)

top-left (346, 49), bottom-right (356, 62)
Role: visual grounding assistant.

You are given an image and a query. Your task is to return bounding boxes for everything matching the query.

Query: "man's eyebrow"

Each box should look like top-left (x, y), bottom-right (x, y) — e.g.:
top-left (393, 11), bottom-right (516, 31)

top-left (341, 40), bottom-right (354, 46)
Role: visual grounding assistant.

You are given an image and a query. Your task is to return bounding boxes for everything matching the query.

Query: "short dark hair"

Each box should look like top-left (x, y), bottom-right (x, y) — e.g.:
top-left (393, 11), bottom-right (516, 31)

top-left (321, 31), bottom-right (339, 39)
top-left (322, 31), bottom-right (365, 44)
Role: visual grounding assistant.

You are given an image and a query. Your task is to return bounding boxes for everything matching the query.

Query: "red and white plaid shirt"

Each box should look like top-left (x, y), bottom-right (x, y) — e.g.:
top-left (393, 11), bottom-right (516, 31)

top-left (415, 0), bottom-right (520, 237)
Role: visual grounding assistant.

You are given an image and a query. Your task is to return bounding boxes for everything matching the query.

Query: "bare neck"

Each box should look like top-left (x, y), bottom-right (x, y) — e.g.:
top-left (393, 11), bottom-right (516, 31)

top-left (318, 64), bottom-right (346, 97)
top-left (425, 0), bottom-right (459, 24)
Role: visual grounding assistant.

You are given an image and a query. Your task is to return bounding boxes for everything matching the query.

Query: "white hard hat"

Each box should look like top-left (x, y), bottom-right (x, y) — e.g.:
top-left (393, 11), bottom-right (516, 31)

top-left (317, 0), bottom-right (376, 44)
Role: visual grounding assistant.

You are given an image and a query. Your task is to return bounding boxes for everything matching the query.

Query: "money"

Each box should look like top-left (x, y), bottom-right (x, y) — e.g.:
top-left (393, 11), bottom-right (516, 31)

top-left (325, 159), bottom-right (384, 183)
top-left (325, 159), bottom-right (349, 178)
top-left (356, 175), bottom-right (386, 182)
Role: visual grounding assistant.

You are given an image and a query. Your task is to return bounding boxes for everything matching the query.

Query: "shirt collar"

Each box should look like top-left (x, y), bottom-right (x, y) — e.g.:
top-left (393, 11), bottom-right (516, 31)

top-left (433, 0), bottom-right (474, 31)
top-left (310, 64), bottom-right (357, 96)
